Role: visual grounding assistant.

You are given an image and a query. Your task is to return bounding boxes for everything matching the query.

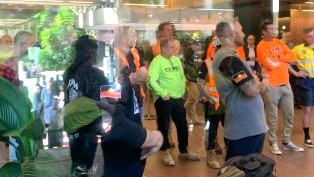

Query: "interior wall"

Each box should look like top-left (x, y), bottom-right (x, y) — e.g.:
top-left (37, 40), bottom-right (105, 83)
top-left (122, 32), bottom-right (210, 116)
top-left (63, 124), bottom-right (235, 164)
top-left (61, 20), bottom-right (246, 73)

top-left (234, 1), bottom-right (266, 43)
top-left (290, 10), bottom-right (314, 43)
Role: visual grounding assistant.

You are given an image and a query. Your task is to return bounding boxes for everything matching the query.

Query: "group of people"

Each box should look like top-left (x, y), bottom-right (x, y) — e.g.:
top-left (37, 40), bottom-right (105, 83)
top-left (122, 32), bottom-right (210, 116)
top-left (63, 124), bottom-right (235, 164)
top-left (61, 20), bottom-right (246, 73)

top-left (1, 17), bottom-right (314, 177)
top-left (33, 74), bottom-right (64, 128)
top-left (140, 18), bottom-right (314, 174)
top-left (61, 19), bottom-right (314, 176)
top-left (63, 30), bottom-right (163, 177)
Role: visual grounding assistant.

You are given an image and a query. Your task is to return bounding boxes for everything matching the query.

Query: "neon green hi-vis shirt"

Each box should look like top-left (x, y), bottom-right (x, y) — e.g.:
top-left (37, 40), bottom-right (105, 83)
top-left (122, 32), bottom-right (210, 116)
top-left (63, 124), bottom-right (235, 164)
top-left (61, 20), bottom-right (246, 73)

top-left (147, 54), bottom-right (186, 99)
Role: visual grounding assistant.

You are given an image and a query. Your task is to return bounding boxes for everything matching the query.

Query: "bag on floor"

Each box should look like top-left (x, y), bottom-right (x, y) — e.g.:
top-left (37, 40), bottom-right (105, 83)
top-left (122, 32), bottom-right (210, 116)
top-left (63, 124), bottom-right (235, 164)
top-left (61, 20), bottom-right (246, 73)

top-left (217, 153), bottom-right (276, 177)
top-left (218, 165), bottom-right (245, 177)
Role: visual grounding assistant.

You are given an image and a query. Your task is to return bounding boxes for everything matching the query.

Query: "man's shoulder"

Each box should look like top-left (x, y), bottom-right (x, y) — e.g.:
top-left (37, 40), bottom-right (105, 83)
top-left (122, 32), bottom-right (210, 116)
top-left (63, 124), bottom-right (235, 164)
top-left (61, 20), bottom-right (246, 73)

top-left (214, 48), bottom-right (237, 62)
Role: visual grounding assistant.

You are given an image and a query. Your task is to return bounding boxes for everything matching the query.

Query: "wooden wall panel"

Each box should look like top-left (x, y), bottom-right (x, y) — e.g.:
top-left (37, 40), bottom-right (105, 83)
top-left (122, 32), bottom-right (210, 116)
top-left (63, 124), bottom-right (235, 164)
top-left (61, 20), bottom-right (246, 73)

top-left (290, 10), bottom-right (314, 43)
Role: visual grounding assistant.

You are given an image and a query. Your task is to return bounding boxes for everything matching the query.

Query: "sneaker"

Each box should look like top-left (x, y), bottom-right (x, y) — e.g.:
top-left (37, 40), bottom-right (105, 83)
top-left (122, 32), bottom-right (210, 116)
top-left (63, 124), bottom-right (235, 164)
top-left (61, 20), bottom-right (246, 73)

top-left (282, 142), bottom-right (304, 152)
top-left (270, 143), bottom-right (282, 155)
top-left (178, 152), bottom-right (200, 161)
top-left (305, 139), bottom-right (314, 148)
top-left (162, 149), bottom-right (175, 166)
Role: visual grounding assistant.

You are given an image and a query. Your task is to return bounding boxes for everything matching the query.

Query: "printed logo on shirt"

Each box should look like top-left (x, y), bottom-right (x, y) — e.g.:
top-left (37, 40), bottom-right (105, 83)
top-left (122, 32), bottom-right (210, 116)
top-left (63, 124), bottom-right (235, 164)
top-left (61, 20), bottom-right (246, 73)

top-left (67, 78), bottom-right (79, 101)
top-left (232, 70), bottom-right (248, 83)
top-left (165, 66), bottom-right (180, 72)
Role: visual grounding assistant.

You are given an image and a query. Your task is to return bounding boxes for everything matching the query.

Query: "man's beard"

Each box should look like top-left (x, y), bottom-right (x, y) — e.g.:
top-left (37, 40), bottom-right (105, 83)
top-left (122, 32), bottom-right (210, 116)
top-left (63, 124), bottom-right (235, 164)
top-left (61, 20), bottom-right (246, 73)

top-left (235, 36), bottom-right (245, 46)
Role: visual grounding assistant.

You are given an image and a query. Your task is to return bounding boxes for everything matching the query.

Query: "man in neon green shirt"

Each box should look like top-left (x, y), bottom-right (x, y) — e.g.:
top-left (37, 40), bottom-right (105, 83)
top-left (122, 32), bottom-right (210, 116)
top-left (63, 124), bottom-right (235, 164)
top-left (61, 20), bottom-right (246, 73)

top-left (148, 38), bottom-right (200, 166)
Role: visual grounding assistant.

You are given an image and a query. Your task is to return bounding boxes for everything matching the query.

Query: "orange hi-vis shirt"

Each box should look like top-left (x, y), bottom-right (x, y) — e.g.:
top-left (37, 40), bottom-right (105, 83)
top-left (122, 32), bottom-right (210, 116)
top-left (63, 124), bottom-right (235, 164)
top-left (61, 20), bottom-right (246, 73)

top-left (204, 58), bottom-right (220, 110)
top-left (114, 47), bottom-right (140, 71)
top-left (114, 47), bottom-right (145, 97)
top-left (151, 39), bottom-right (161, 58)
top-left (257, 38), bottom-right (296, 86)
top-left (237, 46), bottom-right (246, 60)
top-left (206, 43), bottom-right (216, 60)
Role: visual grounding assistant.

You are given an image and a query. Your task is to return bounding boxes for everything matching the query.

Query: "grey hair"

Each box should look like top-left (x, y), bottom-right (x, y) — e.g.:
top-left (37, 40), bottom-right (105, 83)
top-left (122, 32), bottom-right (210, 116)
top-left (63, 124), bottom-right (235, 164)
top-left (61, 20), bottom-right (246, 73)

top-left (215, 21), bottom-right (232, 38)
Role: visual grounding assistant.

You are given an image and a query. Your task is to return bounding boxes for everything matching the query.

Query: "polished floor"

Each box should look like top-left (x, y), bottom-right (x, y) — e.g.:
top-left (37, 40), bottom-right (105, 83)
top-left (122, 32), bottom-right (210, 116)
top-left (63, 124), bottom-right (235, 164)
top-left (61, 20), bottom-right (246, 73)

top-left (1, 103), bottom-right (314, 177)
top-left (142, 103), bottom-right (314, 177)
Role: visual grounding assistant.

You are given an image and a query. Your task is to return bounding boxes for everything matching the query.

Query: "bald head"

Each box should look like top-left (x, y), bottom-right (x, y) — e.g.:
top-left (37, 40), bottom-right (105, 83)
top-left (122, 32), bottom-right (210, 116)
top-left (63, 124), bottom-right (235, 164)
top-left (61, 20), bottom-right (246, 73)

top-left (215, 19), bottom-right (245, 46)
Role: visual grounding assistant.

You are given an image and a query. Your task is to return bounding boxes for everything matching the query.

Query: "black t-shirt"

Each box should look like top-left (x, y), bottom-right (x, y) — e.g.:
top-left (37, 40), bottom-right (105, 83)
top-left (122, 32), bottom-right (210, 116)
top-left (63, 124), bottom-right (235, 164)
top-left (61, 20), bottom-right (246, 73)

top-left (65, 66), bottom-right (108, 134)
top-left (218, 56), bottom-right (253, 88)
top-left (101, 104), bottom-right (147, 177)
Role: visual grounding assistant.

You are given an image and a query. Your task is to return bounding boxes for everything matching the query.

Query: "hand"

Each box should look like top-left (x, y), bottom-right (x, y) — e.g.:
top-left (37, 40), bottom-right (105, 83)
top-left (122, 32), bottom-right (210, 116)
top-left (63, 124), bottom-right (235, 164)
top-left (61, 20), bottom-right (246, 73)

top-left (162, 94), bottom-right (170, 100)
top-left (295, 70), bottom-right (308, 78)
top-left (141, 130), bottom-right (163, 160)
top-left (129, 67), bottom-right (148, 85)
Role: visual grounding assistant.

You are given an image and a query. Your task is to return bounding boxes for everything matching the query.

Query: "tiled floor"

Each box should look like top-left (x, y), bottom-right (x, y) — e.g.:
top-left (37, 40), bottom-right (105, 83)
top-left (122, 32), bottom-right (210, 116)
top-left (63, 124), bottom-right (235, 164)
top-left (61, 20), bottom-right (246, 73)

top-left (142, 104), bottom-right (314, 177)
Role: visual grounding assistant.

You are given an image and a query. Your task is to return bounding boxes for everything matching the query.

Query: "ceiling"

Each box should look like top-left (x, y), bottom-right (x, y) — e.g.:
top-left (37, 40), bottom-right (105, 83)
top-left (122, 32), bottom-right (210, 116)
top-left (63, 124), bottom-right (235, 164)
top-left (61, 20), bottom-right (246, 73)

top-left (0, 0), bottom-right (106, 29)
top-left (0, 0), bottom-right (312, 29)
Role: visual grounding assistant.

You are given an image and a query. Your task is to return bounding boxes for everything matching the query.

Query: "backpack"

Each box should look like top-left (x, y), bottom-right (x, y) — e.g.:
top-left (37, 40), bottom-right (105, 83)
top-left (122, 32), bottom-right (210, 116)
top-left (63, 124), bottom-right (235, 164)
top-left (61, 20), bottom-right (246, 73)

top-left (218, 153), bottom-right (276, 177)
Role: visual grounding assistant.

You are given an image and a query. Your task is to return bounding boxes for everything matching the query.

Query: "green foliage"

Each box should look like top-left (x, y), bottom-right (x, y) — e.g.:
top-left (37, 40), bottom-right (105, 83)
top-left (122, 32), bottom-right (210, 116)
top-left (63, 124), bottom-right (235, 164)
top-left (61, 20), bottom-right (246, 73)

top-left (0, 162), bottom-right (21, 177)
top-left (176, 31), bottom-right (205, 42)
top-left (0, 76), bottom-right (81, 176)
top-left (36, 7), bottom-right (83, 71)
top-left (64, 97), bottom-right (101, 133)
top-left (0, 77), bottom-right (45, 176)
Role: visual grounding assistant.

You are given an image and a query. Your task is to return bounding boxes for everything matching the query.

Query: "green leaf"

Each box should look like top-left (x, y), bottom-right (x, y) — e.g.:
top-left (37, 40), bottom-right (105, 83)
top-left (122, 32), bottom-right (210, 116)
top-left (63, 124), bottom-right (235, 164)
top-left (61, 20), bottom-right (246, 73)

top-left (64, 97), bottom-right (101, 133)
top-left (0, 77), bottom-right (33, 126)
top-left (0, 98), bottom-right (19, 132)
top-left (0, 161), bottom-right (22, 177)
top-left (4, 118), bottom-right (44, 160)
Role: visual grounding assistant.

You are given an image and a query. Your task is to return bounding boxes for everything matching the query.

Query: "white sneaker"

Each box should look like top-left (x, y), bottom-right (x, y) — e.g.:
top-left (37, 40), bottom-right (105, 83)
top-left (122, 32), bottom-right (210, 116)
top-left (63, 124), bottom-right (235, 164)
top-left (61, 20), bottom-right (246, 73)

top-left (270, 143), bottom-right (282, 155)
top-left (282, 142), bottom-right (304, 152)
top-left (162, 149), bottom-right (175, 166)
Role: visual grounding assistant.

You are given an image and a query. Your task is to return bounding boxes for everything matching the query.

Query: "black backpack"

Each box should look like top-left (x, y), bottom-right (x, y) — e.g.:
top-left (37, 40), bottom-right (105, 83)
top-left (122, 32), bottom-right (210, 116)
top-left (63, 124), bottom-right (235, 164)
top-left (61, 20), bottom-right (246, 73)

top-left (218, 153), bottom-right (276, 177)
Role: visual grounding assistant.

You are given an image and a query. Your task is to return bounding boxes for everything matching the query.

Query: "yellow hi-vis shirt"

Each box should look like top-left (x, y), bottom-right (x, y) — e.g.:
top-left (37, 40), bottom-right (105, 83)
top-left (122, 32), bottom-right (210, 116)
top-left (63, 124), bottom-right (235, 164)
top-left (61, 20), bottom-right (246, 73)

top-left (292, 43), bottom-right (314, 78)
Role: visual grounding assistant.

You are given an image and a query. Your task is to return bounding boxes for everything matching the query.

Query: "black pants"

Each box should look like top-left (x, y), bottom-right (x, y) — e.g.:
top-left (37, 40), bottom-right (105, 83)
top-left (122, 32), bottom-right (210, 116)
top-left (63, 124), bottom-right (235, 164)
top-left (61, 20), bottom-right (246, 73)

top-left (69, 131), bottom-right (99, 174)
top-left (203, 101), bottom-right (225, 150)
top-left (225, 133), bottom-right (265, 161)
top-left (154, 97), bottom-right (188, 153)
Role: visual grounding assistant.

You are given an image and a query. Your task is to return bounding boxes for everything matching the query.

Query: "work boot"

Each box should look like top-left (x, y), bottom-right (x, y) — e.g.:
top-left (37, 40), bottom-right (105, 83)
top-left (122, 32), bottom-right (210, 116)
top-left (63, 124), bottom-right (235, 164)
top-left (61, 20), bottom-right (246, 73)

top-left (207, 149), bottom-right (220, 169)
top-left (162, 149), bottom-right (175, 166)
